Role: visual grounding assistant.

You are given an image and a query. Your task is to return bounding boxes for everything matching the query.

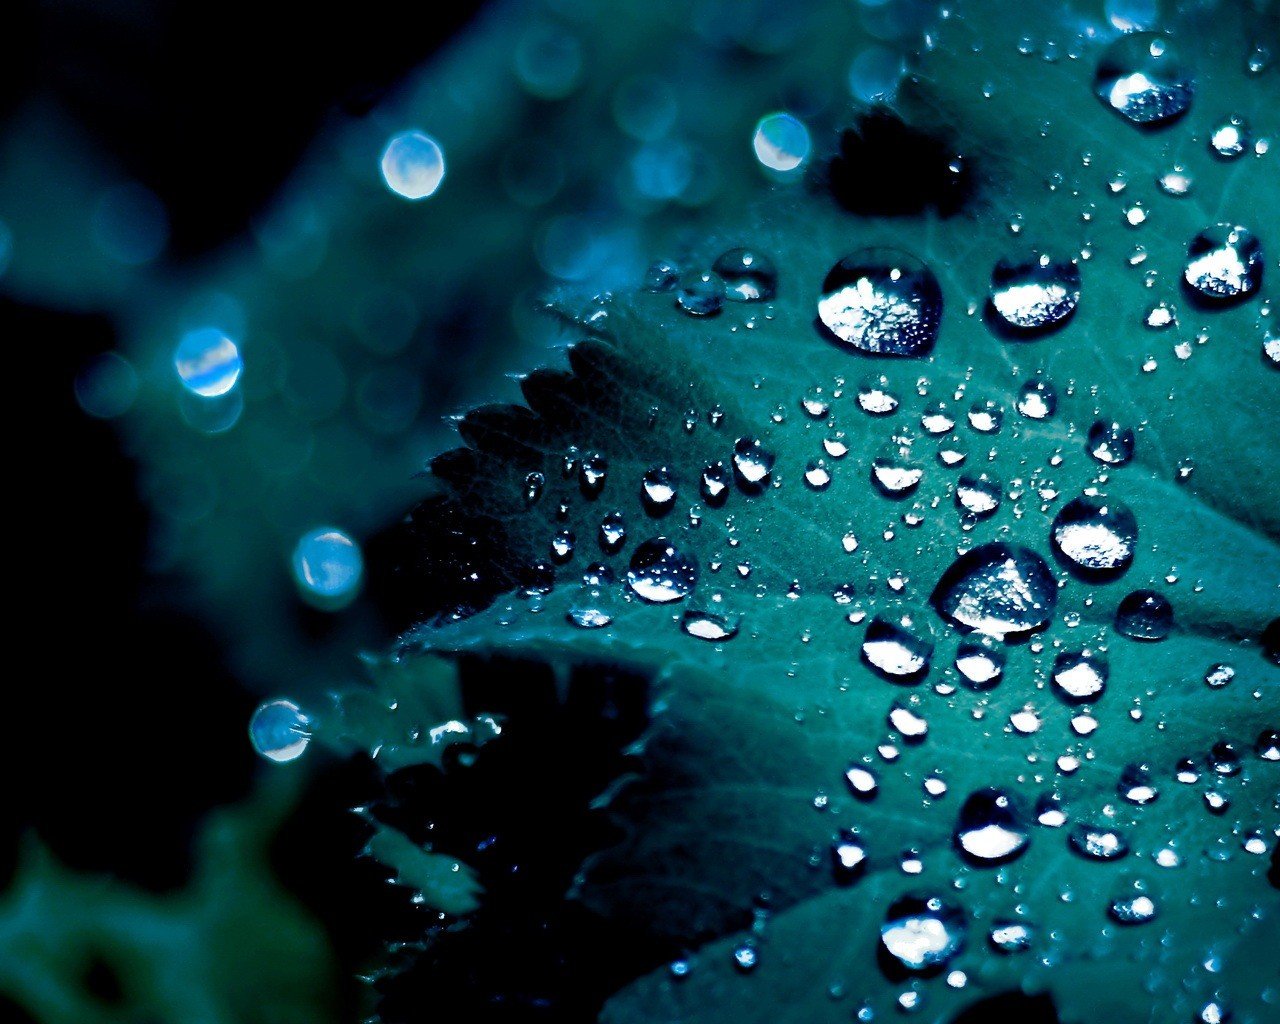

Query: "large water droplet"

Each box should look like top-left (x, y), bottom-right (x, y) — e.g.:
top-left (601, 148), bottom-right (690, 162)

top-left (872, 444), bottom-right (924, 496)
top-left (988, 252), bottom-right (1080, 333)
top-left (818, 249), bottom-right (942, 357)
top-left (1051, 495), bottom-right (1138, 575)
top-left (713, 247), bottom-right (778, 301)
top-left (626, 538), bottom-right (697, 603)
top-left (1052, 649), bottom-right (1108, 703)
top-left (675, 271), bottom-right (725, 316)
top-left (1183, 224), bottom-right (1263, 302)
top-left (954, 789), bottom-right (1030, 865)
top-left (641, 466), bottom-right (678, 514)
top-left (1115, 589), bottom-right (1173, 640)
top-left (681, 609), bottom-right (740, 641)
top-left (955, 637), bottom-right (1006, 689)
top-left (732, 437), bottom-right (775, 492)
top-left (1094, 33), bottom-right (1193, 127)
top-left (250, 699), bottom-right (311, 763)
top-left (880, 895), bottom-right (967, 971)
top-left (931, 543), bottom-right (1057, 640)
top-left (862, 612), bottom-right (933, 681)
top-left (955, 472), bottom-right (1002, 517)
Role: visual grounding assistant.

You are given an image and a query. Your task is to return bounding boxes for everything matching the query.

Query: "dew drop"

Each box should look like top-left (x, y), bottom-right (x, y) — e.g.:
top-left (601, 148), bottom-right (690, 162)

top-left (1068, 823), bottom-right (1129, 860)
top-left (880, 896), bottom-right (967, 971)
top-left (1108, 894), bottom-right (1158, 925)
top-left (955, 638), bottom-right (1006, 689)
top-left (872, 444), bottom-right (924, 496)
top-left (988, 252), bottom-right (1081, 332)
top-left (931, 543), bottom-right (1057, 640)
top-left (954, 789), bottom-right (1030, 864)
top-left (818, 249), bottom-right (942, 357)
top-left (250, 699), bottom-right (311, 763)
top-left (1209, 115), bottom-right (1250, 159)
top-left (1052, 649), bottom-right (1109, 703)
top-left (292, 527), bottom-right (363, 610)
top-left (1016, 378), bottom-right (1057, 419)
top-left (1094, 33), bottom-right (1193, 127)
top-left (626, 538), bottom-right (697, 603)
top-left (1087, 420), bottom-right (1135, 466)
top-left (681, 609), bottom-right (740, 641)
top-left (713, 247), bottom-right (778, 302)
top-left (380, 130), bottom-right (446, 200)
top-left (1183, 224), bottom-right (1263, 302)
top-left (1051, 495), bottom-right (1138, 575)
top-left (732, 437), bottom-right (775, 493)
top-left (955, 472), bottom-right (1002, 517)
top-left (1115, 589), bottom-right (1173, 640)
top-left (641, 466), bottom-right (678, 514)
top-left (675, 271), bottom-right (725, 316)
top-left (701, 462), bottom-right (731, 505)
top-left (862, 612), bottom-right (934, 681)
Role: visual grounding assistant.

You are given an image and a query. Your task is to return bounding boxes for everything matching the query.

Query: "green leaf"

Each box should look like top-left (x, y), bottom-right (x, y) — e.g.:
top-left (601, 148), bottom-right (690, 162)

top-left (354, 0), bottom-right (1280, 1019)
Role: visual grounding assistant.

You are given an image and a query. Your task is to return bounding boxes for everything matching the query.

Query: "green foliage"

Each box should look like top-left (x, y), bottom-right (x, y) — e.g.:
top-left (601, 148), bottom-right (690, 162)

top-left (354, 1), bottom-right (1280, 1021)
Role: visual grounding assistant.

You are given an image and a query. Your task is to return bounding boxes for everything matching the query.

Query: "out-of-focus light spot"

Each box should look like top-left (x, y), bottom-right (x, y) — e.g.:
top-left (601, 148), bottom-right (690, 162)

top-left (356, 367), bottom-right (422, 436)
top-left (514, 24), bottom-right (583, 100)
top-left (1106, 0), bottom-right (1159, 31)
top-left (249, 699), bottom-right (311, 763)
top-left (179, 389), bottom-right (243, 434)
top-left (848, 46), bottom-right (907, 102)
top-left (91, 183), bottom-right (168, 266)
top-left (753, 112), bottom-right (810, 173)
top-left (174, 326), bottom-right (242, 397)
top-left (501, 142), bottom-right (565, 208)
top-left (612, 75), bottom-right (678, 141)
top-left (631, 141), bottom-right (694, 200)
top-left (381, 130), bottom-right (446, 200)
top-left (75, 351), bottom-right (139, 419)
top-left (292, 526), bottom-right (363, 609)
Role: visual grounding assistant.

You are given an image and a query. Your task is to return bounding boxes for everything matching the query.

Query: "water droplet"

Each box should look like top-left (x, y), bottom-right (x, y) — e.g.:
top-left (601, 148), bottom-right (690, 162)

top-left (174, 327), bottom-right (242, 398)
top-left (1052, 650), bottom-right (1109, 703)
top-left (872, 444), bottom-right (924, 496)
top-left (1115, 589), bottom-right (1173, 640)
top-left (733, 944), bottom-right (759, 972)
top-left (1108, 894), bottom-right (1158, 925)
top-left (641, 466), bottom-right (678, 514)
top-left (1208, 740), bottom-right (1242, 776)
top-left (845, 764), bottom-right (880, 799)
top-left (955, 637), bottom-right (1006, 689)
top-left (1254, 728), bottom-right (1278, 760)
top-left (857, 374), bottom-right (900, 415)
top-left (1209, 115), bottom-right (1250, 159)
top-left (550, 529), bottom-right (575, 563)
top-left (889, 701), bottom-right (929, 741)
top-left (1016, 378), bottom-right (1057, 419)
top-left (626, 538), bottom-right (697, 603)
top-left (880, 895), bottom-right (967, 971)
top-left (804, 460), bottom-right (833, 490)
top-left (931, 543), bottom-right (1057, 640)
top-left (713, 247), bottom-right (778, 302)
top-left (380, 130), bottom-right (446, 200)
top-left (567, 606), bottom-right (613, 629)
top-left (681, 609), bottom-right (740, 641)
top-left (599, 512), bottom-right (627, 554)
top-left (1183, 224), bottom-right (1263, 302)
top-left (988, 252), bottom-right (1081, 332)
top-left (579, 452), bottom-right (609, 497)
top-left (732, 437), bottom-right (775, 492)
top-left (921, 401), bottom-right (955, 434)
top-left (643, 259), bottom-right (680, 292)
top-left (1068, 823), bottom-right (1129, 860)
top-left (1051, 495), bottom-right (1138, 575)
top-left (701, 462), bottom-right (731, 505)
top-left (250, 699), bottom-right (311, 763)
top-left (833, 829), bottom-right (868, 880)
top-left (292, 527), bottom-right (363, 609)
top-left (955, 789), bottom-right (1030, 864)
top-left (1119, 762), bottom-right (1159, 804)
top-left (967, 400), bottom-right (1003, 434)
top-left (818, 249), bottom-right (942, 357)
top-left (1087, 421), bottom-right (1135, 466)
top-left (1094, 33), bottom-right (1193, 127)
top-left (955, 473), bottom-right (1002, 517)
top-left (862, 612), bottom-right (933, 681)
top-left (988, 921), bottom-right (1034, 954)
top-left (675, 271), bottom-right (725, 316)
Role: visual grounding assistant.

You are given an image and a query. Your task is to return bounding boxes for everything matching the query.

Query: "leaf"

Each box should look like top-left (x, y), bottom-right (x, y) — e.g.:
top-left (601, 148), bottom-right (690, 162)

top-left (354, 0), bottom-right (1280, 1019)
top-left (0, 779), bottom-right (336, 1024)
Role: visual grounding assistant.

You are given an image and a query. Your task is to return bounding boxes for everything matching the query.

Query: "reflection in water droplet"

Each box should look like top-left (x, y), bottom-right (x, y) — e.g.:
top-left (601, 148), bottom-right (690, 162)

top-left (381, 130), bottom-right (446, 200)
top-left (1094, 33), bottom-right (1193, 127)
top-left (627, 537), bottom-right (697, 603)
top-left (713, 247), bottom-right (778, 301)
top-left (732, 438), bottom-right (775, 492)
top-left (681, 609), bottom-right (740, 641)
top-left (1183, 224), bottom-right (1263, 302)
top-left (1016, 378), bottom-right (1057, 419)
top-left (175, 327), bottom-right (242, 397)
top-left (862, 612), bottom-right (933, 681)
top-left (1051, 495), bottom-right (1138, 575)
top-left (880, 895), bottom-right (967, 971)
top-left (1069, 823), bottom-right (1129, 860)
top-left (1115, 589), bottom-right (1173, 640)
top-left (857, 374), bottom-right (900, 415)
top-left (1109, 894), bottom-right (1158, 925)
top-left (292, 527), bottom-right (363, 609)
top-left (955, 473), bottom-right (1002, 516)
top-left (1052, 650), bottom-right (1109, 703)
top-left (675, 271), bottom-right (725, 316)
top-left (1087, 421), bottom-right (1135, 466)
top-left (954, 789), bottom-right (1029, 864)
top-left (818, 249), bottom-right (942, 357)
top-left (250, 699), bottom-right (311, 763)
top-left (931, 543), bottom-right (1057, 640)
top-left (989, 252), bottom-right (1080, 332)
top-left (579, 453), bottom-right (609, 497)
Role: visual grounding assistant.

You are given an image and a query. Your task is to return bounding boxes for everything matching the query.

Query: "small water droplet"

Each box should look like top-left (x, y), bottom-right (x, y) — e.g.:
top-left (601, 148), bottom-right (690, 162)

top-left (1052, 649), bottom-right (1109, 703)
top-left (1087, 421), bottom-right (1135, 466)
top-left (681, 608), bottom-right (740, 641)
top-left (732, 437), bottom-right (775, 493)
top-left (713, 247), bottom-right (778, 301)
top-left (1115, 589), bottom-right (1173, 640)
top-left (1068, 823), bottom-right (1129, 860)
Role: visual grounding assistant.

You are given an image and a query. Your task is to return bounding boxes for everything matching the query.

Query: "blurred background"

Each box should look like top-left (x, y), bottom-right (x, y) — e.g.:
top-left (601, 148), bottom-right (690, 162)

top-left (0, 0), bottom-right (939, 1020)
